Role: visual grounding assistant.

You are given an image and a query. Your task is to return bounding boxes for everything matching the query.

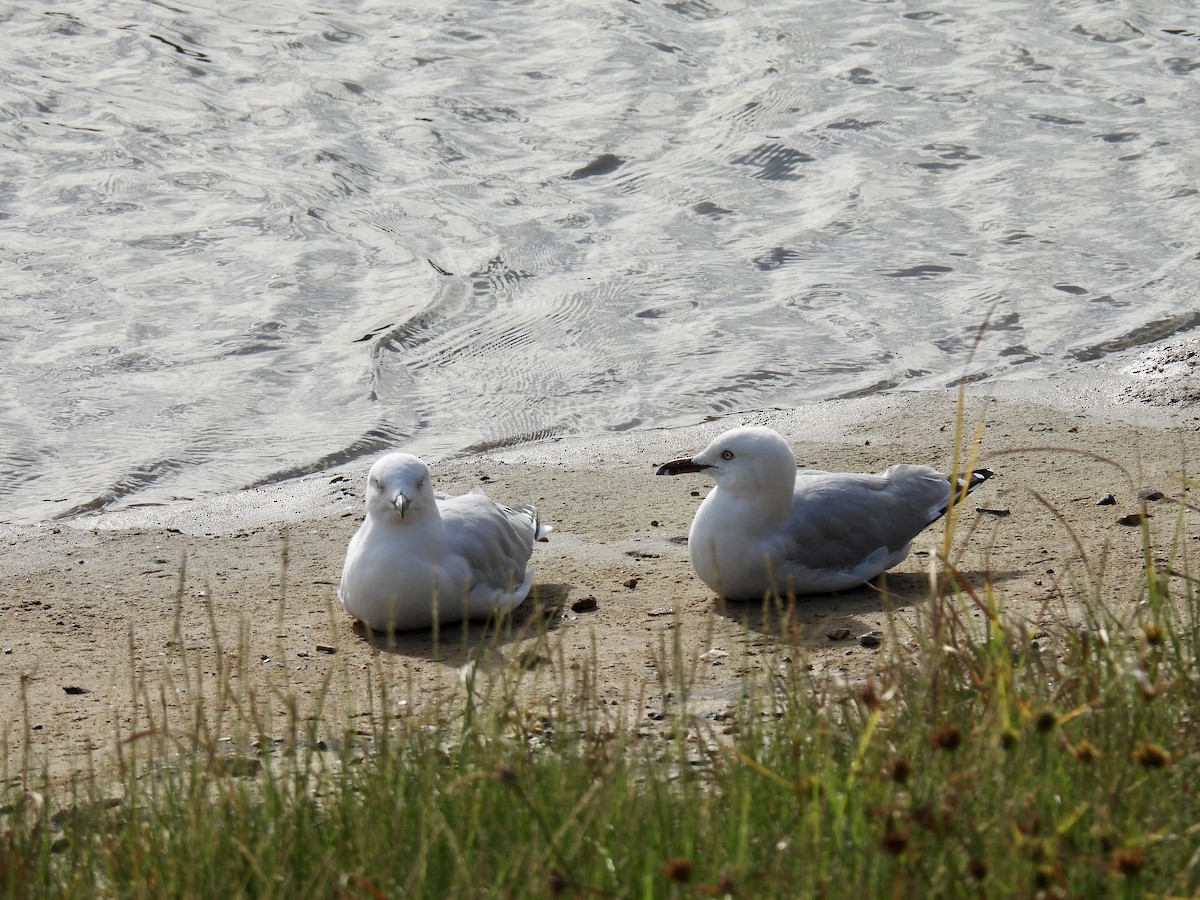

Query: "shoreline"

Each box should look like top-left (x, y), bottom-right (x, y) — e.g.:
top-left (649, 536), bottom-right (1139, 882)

top-left (3, 338), bottom-right (1199, 782)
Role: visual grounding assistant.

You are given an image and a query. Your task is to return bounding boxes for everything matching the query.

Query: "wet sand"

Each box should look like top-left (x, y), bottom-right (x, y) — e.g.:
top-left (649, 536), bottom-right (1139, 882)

top-left (3, 340), bottom-right (1199, 783)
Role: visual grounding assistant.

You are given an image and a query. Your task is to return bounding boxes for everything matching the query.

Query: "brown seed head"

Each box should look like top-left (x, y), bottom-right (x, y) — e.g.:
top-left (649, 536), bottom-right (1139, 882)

top-left (888, 757), bottom-right (911, 784)
top-left (1035, 710), bottom-right (1057, 733)
top-left (966, 858), bottom-right (987, 881)
top-left (1033, 864), bottom-right (1056, 889)
top-left (1072, 739), bottom-right (1099, 764)
top-left (1138, 680), bottom-right (1161, 702)
top-left (493, 764), bottom-right (518, 785)
top-left (880, 829), bottom-right (909, 856)
top-left (1112, 848), bottom-right (1144, 877)
top-left (859, 679), bottom-right (880, 710)
top-left (1131, 741), bottom-right (1170, 769)
top-left (663, 857), bottom-right (692, 883)
top-left (912, 802), bottom-right (939, 833)
top-left (932, 724), bottom-right (962, 751)
top-left (548, 869), bottom-right (570, 896)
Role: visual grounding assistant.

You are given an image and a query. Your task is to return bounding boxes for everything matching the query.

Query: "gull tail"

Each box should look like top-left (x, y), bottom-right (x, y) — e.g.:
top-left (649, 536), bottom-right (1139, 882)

top-left (534, 508), bottom-right (553, 543)
top-left (504, 501), bottom-right (552, 544)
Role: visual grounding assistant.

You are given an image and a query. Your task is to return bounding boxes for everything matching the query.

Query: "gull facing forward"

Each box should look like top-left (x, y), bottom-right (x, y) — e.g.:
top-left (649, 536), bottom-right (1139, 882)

top-left (338, 452), bottom-right (551, 631)
top-left (657, 425), bottom-right (991, 600)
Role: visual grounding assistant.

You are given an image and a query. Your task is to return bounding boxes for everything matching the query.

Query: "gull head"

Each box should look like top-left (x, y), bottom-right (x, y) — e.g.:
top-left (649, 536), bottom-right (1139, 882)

top-left (657, 425), bottom-right (797, 495)
top-left (364, 452), bottom-right (435, 524)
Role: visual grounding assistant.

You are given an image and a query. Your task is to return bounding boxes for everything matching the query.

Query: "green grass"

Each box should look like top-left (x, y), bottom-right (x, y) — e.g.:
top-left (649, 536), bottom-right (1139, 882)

top-left (3, 501), bottom-right (1200, 897)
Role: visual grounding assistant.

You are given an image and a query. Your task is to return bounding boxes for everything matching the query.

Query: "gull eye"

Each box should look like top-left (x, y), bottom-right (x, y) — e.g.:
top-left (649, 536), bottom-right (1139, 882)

top-left (721, 450), bottom-right (735, 461)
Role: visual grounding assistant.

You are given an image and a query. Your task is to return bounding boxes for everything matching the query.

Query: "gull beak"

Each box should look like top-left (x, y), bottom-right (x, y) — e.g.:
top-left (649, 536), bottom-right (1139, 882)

top-left (394, 492), bottom-right (411, 518)
top-left (656, 456), bottom-right (712, 476)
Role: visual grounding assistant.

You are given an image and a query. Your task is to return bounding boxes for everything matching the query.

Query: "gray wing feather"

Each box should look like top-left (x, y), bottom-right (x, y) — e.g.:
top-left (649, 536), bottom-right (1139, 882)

top-left (776, 465), bottom-right (954, 573)
top-left (438, 491), bottom-right (539, 592)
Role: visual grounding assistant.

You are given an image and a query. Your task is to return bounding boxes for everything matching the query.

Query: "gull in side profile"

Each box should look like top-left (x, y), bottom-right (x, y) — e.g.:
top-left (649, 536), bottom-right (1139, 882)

top-left (657, 425), bottom-right (991, 600)
top-left (338, 452), bottom-right (551, 631)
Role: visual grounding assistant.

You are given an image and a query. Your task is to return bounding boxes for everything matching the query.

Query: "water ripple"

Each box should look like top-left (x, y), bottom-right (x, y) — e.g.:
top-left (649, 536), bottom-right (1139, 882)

top-left (2, 0), bottom-right (1200, 522)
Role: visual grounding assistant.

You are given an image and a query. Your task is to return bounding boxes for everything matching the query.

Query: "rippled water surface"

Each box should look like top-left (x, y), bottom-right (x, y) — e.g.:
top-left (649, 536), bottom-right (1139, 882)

top-left (3, 0), bottom-right (1200, 523)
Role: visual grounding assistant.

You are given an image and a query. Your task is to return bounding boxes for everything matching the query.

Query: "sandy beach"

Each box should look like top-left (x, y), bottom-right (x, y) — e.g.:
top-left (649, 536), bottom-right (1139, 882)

top-left (3, 340), bottom-right (1199, 782)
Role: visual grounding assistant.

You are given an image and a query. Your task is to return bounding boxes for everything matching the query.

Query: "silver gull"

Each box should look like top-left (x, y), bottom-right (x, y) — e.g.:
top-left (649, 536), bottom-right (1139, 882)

top-left (656, 425), bottom-right (990, 600)
top-left (338, 452), bottom-right (551, 631)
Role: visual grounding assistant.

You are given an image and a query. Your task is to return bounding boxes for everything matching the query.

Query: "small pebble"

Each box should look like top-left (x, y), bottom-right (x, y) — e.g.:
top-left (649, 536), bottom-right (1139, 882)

top-left (1096, 493), bottom-right (1116, 506)
top-left (859, 632), bottom-right (882, 648)
top-left (571, 597), bottom-right (598, 613)
top-left (826, 627), bottom-right (851, 641)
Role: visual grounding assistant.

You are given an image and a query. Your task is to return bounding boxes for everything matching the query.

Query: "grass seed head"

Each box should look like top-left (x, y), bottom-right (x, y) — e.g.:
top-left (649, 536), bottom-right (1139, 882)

top-left (859, 679), bottom-right (881, 710)
top-left (1112, 848), bottom-right (1144, 877)
top-left (663, 857), bottom-right (692, 883)
top-left (1138, 680), bottom-right (1162, 702)
top-left (1131, 741), bottom-right (1170, 769)
top-left (931, 723), bottom-right (962, 751)
top-left (548, 869), bottom-right (570, 896)
top-left (1033, 864), bottom-right (1058, 889)
top-left (880, 829), bottom-right (909, 856)
top-left (912, 803), bottom-right (940, 833)
top-left (493, 764), bottom-right (518, 785)
top-left (1071, 739), bottom-right (1099, 764)
top-left (966, 857), bottom-right (987, 881)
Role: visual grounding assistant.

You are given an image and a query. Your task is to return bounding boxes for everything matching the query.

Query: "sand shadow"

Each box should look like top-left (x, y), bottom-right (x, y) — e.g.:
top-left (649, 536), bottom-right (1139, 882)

top-left (348, 582), bottom-right (573, 669)
top-left (713, 568), bottom-right (1019, 644)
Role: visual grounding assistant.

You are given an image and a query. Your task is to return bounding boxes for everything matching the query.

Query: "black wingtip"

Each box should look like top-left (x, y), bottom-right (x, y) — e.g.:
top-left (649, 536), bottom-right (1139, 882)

top-left (932, 468), bottom-right (996, 521)
top-left (968, 468), bottom-right (994, 487)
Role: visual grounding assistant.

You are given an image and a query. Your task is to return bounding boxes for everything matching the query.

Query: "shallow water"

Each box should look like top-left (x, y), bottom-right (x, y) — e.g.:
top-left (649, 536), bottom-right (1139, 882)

top-left (3, 0), bottom-right (1199, 524)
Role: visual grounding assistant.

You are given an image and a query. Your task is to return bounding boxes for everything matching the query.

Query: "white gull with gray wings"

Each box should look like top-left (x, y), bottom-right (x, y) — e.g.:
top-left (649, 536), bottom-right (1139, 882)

top-left (657, 425), bottom-right (990, 600)
top-left (338, 452), bottom-right (551, 631)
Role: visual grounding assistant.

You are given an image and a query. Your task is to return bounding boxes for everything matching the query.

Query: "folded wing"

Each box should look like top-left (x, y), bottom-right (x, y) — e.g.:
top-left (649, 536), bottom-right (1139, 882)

top-left (776, 465), bottom-right (979, 575)
top-left (438, 487), bottom-right (548, 598)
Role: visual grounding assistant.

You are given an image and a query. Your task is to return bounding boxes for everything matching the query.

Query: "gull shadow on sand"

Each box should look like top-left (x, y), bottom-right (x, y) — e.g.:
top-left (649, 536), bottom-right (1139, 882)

top-left (714, 567), bottom-right (1020, 643)
top-left (348, 582), bottom-right (572, 669)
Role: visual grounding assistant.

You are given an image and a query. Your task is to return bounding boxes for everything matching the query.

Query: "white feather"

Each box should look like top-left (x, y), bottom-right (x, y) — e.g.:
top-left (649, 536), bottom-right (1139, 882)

top-left (338, 453), bottom-right (551, 631)
top-left (658, 425), bottom-right (990, 600)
